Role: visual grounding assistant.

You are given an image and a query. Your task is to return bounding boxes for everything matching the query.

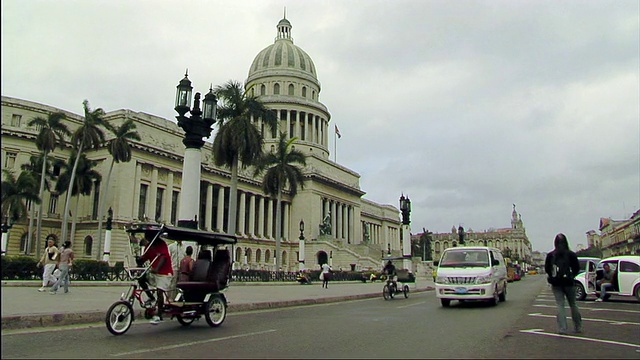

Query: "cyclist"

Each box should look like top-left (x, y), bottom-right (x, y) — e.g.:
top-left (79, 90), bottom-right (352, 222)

top-left (138, 233), bottom-right (173, 325)
top-left (383, 260), bottom-right (398, 292)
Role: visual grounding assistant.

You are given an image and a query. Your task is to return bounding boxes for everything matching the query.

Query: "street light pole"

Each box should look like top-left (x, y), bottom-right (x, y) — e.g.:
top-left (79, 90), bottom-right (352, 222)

top-left (298, 220), bottom-right (305, 271)
top-left (399, 194), bottom-right (412, 270)
top-left (1, 215), bottom-right (12, 256)
top-left (174, 70), bottom-right (217, 229)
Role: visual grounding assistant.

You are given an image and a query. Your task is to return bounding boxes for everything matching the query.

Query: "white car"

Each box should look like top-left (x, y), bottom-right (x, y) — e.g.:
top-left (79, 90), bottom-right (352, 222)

top-left (434, 246), bottom-right (508, 307)
top-left (574, 257), bottom-right (600, 300)
top-left (589, 255), bottom-right (640, 302)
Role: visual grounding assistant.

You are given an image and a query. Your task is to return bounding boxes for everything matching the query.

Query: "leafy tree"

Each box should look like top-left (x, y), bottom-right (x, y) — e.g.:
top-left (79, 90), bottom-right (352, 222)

top-left (60, 100), bottom-right (107, 244)
top-left (27, 112), bottom-right (69, 257)
top-left (212, 80), bottom-right (277, 236)
top-left (253, 133), bottom-right (306, 270)
top-left (1, 169), bottom-right (40, 227)
top-left (96, 119), bottom-right (140, 259)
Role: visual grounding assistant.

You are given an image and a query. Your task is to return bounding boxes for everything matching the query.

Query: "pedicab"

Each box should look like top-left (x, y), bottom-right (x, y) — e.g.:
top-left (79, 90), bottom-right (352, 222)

top-left (105, 222), bottom-right (237, 335)
top-left (381, 256), bottom-right (412, 300)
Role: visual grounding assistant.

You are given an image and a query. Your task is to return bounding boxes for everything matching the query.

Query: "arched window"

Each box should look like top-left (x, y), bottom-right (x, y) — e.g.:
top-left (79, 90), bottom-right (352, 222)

top-left (265, 249), bottom-right (271, 263)
top-left (84, 235), bottom-right (93, 256)
top-left (256, 248), bottom-right (262, 263)
top-left (312, 91), bottom-right (316, 100)
top-left (260, 84), bottom-right (266, 95)
top-left (288, 84), bottom-right (294, 95)
top-left (274, 83), bottom-right (280, 95)
top-left (235, 249), bottom-right (242, 263)
top-left (302, 87), bottom-right (307, 97)
top-left (281, 251), bottom-right (287, 266)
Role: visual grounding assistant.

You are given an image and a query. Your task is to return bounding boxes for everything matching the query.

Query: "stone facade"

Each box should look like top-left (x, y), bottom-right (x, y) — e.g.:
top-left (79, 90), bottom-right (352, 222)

top-left (586, 209), bottom-right (640, 257)
top-left (0, 16), bottom-right (403, 272)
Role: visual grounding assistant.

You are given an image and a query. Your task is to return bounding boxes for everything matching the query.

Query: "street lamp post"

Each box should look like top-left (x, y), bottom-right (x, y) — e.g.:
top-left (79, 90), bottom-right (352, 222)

top-left (1, 215), bottom-right (12, 256)
top-left (298, 219), bottom-right (305, 271)
top-left (102, 207), bottom-right (113, 262)
top-left (458, 225), bottom-right (465, 245)
top-left (399, 194), bottom-right (412, 270)
top-left (174, 70), bottom-right (217, 229)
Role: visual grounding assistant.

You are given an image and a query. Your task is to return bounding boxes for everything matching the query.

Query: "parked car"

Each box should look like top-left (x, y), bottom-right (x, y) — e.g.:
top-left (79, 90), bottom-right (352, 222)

top-left (593, 256), bottom-right (640, 302)
top-left (574, 257), bottom-right (600, 300)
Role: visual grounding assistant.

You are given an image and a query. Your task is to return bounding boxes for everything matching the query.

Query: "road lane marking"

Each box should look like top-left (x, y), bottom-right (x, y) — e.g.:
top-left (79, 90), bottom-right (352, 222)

top-left (111, 329), bottom-right (277, 357)
top-left (528, 312), bottom-right (640, 326)
top-left (533, 304), bottom-right (640, 314)
top-left (520, 328), bottom-right (640, 348)
top-left (397, 301), bottom-right (427, 309)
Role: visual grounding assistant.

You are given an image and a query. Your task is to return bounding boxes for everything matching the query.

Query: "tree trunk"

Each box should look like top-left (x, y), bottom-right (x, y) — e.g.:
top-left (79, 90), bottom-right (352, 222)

top-left (61, 142), bottom-right (83, 244)
top-left (70, 195), bottom-right (79, 245)
top-left (35, 151), bottom-right (48, 259)
top-left (96, 159), bottom-right (115, 259)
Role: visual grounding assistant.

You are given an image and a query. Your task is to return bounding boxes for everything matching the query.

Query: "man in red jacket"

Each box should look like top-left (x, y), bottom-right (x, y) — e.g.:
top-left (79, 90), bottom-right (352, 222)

top-left (139, 233), bottom-right (173, 325)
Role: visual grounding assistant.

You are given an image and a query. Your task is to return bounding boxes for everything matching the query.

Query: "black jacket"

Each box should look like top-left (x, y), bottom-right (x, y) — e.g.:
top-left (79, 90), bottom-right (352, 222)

top-left (544, 250), bottom-right (580, 286)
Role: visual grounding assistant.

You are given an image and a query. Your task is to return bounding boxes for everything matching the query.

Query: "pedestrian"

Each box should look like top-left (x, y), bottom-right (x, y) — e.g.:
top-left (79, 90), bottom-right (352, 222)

top-left (37, 237), bottom-right (59, 292)
top-left (168, 239), bottom-right (185, 300)
top-left (321, 263), bottom-right (331, 289)
top-left (544, 233), bottom-right (582, 335)
top-left (178, 246), bottom-right (195, 282)
top-left (595, 263), bottom-right (614, 302)
top-left (50, 240), bottom-right (74, 294)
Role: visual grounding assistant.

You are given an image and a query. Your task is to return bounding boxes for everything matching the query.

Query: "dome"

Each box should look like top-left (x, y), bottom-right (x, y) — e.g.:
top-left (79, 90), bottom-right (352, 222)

top-left (247, 17), bottom-right (319, 85)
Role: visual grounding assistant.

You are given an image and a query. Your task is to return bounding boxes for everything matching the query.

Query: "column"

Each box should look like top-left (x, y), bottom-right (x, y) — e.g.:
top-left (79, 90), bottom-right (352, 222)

top-left (164, 171), bottom-right (174, 225)
top-left (238, 191), bottom-right (246, 236)
top-left (266, 199), bottom-right (274, 239)
top-left (283, 202), bottom-right (290, 242)
top-left (132, 162), bottom-right (142, 219)
top-left (149, 167), bottom-right (158, 220)
top-left (295, 111), bottom-right (301, 139)
top-left (205, 183), bottom-right (213, 231)
top-left (248, 193), bottom-right (256, 237)
top-left (336, 203), bottom-right (343, 240)
top-left (216, 186), bottom-right (225, 232)
top-left (258, 197), bottom-right (265, 238)
top-left (331, 201), bottom-right (337, 238)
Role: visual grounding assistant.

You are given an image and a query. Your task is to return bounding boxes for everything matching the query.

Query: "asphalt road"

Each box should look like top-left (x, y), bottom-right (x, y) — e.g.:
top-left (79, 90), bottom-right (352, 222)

top-left (2, 276), bottom-right (638, 359)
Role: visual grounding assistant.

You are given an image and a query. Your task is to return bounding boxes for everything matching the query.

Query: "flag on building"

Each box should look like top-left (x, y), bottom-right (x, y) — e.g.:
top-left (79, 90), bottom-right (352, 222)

top-left (335, 124), bottom-right (341, 138)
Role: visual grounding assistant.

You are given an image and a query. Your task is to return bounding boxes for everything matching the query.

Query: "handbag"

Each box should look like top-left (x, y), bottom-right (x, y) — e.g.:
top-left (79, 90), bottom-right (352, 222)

top-left (319, 272), bottom-right (324, 281)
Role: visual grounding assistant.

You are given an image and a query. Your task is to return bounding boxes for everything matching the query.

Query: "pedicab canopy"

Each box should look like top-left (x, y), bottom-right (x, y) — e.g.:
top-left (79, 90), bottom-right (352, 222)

top-left (126, 222), bottom-right (237, 246)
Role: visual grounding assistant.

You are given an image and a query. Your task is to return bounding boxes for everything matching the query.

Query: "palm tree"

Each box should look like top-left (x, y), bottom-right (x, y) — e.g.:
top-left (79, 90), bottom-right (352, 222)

top-left (253, 133), bottom-right (306, 270)
top-left (212, 80), bottom-right (277, 236)
top-left (96, 119), bottom-right (140, 259)
top-left (27, 112), bottom-right (69, 258)
top-left (61, 100), bottom-right (107, 244)
top-left (1, 169), bottom-right (40, 229)
top-left (56, 152), bottom-right (102, 246)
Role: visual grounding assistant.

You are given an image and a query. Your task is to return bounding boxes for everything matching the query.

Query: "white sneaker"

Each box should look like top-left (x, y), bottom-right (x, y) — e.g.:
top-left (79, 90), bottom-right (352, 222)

top-left (595, 298), bottom-right (603, 302)
top-left (37, 287), bottom-right (46, 292)
top-left (149, 316), bottom-right (162, 325)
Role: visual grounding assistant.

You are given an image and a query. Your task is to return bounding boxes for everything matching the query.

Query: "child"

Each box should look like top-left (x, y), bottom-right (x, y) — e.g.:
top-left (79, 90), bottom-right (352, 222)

top-left (179, 246), bottom-right (195, 282)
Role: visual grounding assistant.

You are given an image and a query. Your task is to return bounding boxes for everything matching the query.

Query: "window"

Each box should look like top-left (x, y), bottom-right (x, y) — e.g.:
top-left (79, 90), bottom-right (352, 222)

top-left (20, 233), bottom-right (28, 254)
top-left (84, 236), bottom-right (93, 256)
top-left (302, 87), bottom-right (307, 98)
top-left (171, 190), bottom-right (179, 225)
top-left (138, 184), bottom-right (148, 220)
top-left (274, 83), bottom-right (280, 95)
top-left (288, 84), bottom-right (294, 95)
top-left (4, 152), bottom-right (17, 169)
top-left (11, 114), bottom-right (21, 127)
top-left (155, 187), bottom-right (164, 222)
top-left (49, 194), bottom-right (59, 214)
top-left (92, 180), bottom-right (100, 220)
top-left (260, 84), bottom-right (266, 96)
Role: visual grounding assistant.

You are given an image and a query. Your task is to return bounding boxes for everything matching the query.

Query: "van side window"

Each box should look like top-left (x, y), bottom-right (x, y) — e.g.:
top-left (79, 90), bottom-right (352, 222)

top-left (490, 251), bottom-right (496, 265)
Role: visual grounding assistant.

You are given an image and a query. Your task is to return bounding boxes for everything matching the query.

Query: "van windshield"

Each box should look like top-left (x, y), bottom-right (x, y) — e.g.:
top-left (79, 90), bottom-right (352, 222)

top-left (440, 250), bottom-right (490, 268)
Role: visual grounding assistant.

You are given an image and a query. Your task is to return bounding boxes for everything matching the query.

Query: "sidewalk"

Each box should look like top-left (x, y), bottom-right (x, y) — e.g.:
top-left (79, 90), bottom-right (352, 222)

top-left (1, 278), bottom-right (434, 330)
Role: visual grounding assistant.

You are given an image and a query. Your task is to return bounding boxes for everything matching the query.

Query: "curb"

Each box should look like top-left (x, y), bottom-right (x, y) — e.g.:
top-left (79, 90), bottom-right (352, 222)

top-left (1, 288), bottom-right (433, 331)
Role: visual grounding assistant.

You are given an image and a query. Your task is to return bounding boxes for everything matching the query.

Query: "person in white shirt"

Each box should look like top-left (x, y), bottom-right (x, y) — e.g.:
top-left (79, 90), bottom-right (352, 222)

top-left (321, 263), bottom-right (331, 289)
top-left (168, 239), bottom-right (186, 300)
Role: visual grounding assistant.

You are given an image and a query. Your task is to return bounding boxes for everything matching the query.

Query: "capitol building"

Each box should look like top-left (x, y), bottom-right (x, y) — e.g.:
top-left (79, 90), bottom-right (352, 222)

top-left (1, 16), bottom-right (402, 271)
top-left (2, 15), bottom-right (535, 272)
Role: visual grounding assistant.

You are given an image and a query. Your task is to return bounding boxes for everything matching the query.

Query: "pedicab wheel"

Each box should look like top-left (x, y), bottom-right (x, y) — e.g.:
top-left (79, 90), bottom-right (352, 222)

top-left (105, 301), bottom-right (134, 336)
top-left (383, 284), bottom-right (391, 300)
top-left (205, 294), bottom-right (227, 327)
top-left (176, 315), bottom-right (195, 326)
top-left (403, 285), bottom-right (409, 298)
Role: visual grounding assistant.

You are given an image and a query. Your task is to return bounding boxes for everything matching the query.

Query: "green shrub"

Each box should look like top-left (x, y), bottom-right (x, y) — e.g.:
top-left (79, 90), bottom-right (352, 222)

top-left (1, 256), bottom-right (40, 280)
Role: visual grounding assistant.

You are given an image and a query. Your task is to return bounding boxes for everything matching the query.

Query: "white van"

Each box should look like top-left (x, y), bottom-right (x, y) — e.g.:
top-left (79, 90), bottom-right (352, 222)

top-left (434, 246), bottom-right (508, 307)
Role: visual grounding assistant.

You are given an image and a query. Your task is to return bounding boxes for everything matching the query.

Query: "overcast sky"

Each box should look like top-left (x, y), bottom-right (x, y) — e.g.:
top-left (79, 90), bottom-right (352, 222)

top-left (2, 0), bottom-right (638, 252)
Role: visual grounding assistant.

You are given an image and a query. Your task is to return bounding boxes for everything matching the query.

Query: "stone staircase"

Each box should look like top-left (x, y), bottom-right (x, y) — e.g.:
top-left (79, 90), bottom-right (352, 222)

top-left (305, 236), bottom-right (404, 271)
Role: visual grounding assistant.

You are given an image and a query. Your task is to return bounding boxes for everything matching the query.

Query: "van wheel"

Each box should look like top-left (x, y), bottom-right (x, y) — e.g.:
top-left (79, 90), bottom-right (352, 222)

top-left (440, 299), bottom-right (451, 307)
top-left (634, 284), bottom-right (640, 302)
top-left (499, 285), bottom-right (507, 302)
top-left (575, 283), bottom-right (586, 301)
top-left (490, 288), bottom-right (499, 306)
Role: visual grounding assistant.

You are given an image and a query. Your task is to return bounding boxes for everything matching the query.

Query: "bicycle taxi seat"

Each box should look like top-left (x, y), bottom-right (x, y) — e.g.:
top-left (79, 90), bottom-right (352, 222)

top-left (177, 249), bottom-right (231, 302)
